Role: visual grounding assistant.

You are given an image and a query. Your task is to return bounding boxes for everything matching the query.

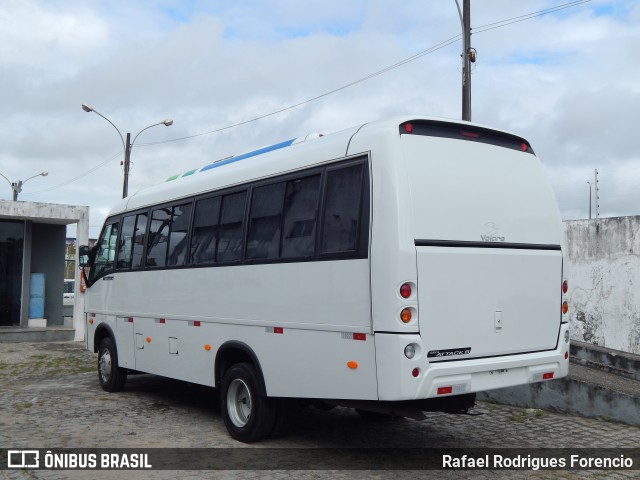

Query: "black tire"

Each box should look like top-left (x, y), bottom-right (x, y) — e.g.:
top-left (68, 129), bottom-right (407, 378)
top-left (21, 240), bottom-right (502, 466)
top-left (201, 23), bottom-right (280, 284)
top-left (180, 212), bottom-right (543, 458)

top-left (269, 398), bottom-right (298, 439)
top-left (98, 337), bottom-right (127, 392)
top-left (220, 362), bottom-right (275, 443)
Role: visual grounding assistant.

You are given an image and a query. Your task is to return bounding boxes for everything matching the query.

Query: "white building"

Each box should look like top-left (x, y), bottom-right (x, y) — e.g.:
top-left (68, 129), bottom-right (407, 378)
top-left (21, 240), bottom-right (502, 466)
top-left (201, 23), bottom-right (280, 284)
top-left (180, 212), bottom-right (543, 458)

top-left (0, 200), bottom-right (89, 341)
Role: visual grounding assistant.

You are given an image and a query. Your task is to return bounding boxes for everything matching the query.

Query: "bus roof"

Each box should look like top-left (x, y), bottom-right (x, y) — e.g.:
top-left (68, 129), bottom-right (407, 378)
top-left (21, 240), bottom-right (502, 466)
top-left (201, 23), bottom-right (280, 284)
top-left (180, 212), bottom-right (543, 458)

top-left (109, 115), bottom-right (530, 216)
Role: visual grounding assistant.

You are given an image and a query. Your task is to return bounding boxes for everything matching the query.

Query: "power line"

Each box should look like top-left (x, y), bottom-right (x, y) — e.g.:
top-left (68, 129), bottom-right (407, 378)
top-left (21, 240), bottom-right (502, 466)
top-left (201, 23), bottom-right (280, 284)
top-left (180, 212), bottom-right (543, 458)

top-left (140, 0), bottom-right (592, 147)
top-left (22, 151), bottom-right (121, 197)
top-left (473, 0), bottom-right (591, 33)
top-left (138, 34), bottom-right (463, 147)
top-left (32, 0), bottom-right (592, 195)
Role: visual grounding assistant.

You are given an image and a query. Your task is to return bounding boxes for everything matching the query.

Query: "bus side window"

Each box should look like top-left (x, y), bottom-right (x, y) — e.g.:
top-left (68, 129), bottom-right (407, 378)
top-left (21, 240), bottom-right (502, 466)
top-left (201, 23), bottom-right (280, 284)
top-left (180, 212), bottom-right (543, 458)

top-left (117, 215), bottom-right (136, 269)
top-left (91, 221), bottom-right (119, 280)
top-left (166, 203), bottom-right (192, 266)
top-left (320, 163), bottom-right (364, 254)
top-left (282, 174), bottom-right (321, 259)
top-left (146, 208), bottom-right (171, 267)
top-left (191, 196), bottom-right (221, 265)
top-left (217, 191), bottom-right (247, 263)
top-left (132, 213), bottom-right (148, 268)
top-left (246, 182), bottom-right (286, 260)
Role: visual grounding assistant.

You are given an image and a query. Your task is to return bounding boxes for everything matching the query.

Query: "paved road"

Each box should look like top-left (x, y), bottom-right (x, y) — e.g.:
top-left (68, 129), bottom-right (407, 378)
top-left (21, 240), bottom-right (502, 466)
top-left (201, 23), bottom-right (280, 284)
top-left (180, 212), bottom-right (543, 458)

top-left (1, 341), bottom-right (639, 479)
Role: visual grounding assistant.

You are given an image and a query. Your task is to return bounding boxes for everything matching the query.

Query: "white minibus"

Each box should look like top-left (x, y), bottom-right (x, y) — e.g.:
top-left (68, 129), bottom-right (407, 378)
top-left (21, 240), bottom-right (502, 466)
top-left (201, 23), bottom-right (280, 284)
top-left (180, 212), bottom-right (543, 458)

top-left (81, 116), bottom-right (570, 442)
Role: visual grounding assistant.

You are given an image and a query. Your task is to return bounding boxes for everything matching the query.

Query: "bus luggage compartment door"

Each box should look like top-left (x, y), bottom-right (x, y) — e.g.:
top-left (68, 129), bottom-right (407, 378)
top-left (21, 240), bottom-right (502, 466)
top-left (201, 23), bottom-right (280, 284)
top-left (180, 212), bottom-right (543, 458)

top-left (416, 245), bottom-right (562, 361)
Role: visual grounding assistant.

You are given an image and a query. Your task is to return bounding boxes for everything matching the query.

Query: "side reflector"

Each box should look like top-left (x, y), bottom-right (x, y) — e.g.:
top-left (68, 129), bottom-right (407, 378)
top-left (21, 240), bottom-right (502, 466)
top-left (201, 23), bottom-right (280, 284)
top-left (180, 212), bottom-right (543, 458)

top-left (562, 280), bottom-right (568, 294)
top-left (412, 368), bottom-right (420, 378)
top-left (204, 344), bottom-right (211, 351)
top-left (88, 319), bottom-right (94, 325)
top-left (159, 318), bottom-right (166, 324)
top-left (521, 142), bottom-right (528, 152)
top-left (404, 122), bottom-right (413, 133)
top-left (347, 361), bottom-right (358, 369)
top-left (400, 308), bottom-right (412, 323)
top-left (437, 386), bottom-right (452, 395)
top-left (353, 333), bottom-right (366, 341)
top-left (146, 337), bottom-right (151, 343)
top-left (543, 372), bottom-right (554, 380)
top-left (564, 352), bottom-right (569, 360)
top-left (400, 283), bottom-right (412, 299)
top-left (562, 302), bottom-right (569, 315)
top-left (273, 327), bottom-right (284, 334)
top-left (193, 321), bottom-right (201, 327)
top-left (127, 317), bottom-right (133, 323)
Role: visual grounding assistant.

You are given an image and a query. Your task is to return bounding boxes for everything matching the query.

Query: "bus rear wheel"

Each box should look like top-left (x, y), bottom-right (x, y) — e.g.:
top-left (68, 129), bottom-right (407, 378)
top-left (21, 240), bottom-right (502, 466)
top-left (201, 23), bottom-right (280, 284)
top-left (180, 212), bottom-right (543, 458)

top-left (220, 362), bottom-right (275, 443)
top-left (98, 337), bottom-right (127, 392)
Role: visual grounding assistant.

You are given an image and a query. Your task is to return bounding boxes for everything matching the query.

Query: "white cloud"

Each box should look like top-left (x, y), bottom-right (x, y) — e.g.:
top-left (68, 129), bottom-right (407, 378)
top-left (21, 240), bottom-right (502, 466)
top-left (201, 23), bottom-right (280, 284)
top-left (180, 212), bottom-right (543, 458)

top-left (0, 0), bottom-right (638, 237)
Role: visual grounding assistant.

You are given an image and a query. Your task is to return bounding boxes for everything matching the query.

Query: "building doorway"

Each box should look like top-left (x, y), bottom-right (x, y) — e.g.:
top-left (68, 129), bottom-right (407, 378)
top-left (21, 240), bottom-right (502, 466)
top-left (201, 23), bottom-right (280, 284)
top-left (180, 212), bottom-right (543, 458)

top-left (0, 220), bottom-right (24, 326)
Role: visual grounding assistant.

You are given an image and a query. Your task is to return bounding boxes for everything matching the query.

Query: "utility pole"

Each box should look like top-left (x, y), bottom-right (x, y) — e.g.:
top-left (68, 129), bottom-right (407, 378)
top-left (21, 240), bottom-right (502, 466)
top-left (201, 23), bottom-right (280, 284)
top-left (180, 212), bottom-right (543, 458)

top-left (123, 132), bottom-right (132, 199)
top-left (462, 0), bottom-right (471, 121)
top-left (455, 0), bottom-right (474, 121)
top-left (586, 181), bottom-right (592, 220)
top-left (594, 169), bottom-right (600, 220)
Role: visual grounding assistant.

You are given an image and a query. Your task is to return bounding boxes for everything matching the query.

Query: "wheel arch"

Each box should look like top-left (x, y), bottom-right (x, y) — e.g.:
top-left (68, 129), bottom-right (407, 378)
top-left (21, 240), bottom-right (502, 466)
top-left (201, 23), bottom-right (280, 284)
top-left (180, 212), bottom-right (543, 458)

top-left (94, 323), bottom-right (116, 353)
top-left (215, 341), bottom-right (267, 397)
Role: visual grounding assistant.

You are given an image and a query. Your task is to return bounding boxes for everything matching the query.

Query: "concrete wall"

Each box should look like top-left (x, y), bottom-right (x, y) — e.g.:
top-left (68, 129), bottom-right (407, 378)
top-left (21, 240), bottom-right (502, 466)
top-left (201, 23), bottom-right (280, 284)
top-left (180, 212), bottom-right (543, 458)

top-left (564, 216), bottom-right (640, 354)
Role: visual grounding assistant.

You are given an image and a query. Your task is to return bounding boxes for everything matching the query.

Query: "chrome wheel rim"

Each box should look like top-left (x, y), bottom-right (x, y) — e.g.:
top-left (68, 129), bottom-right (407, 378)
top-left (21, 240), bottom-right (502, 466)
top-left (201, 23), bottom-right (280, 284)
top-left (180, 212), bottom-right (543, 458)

top-left (99, 349), bottom-right (112, 384)
top-left (227, 378), bottom-right (252, 428)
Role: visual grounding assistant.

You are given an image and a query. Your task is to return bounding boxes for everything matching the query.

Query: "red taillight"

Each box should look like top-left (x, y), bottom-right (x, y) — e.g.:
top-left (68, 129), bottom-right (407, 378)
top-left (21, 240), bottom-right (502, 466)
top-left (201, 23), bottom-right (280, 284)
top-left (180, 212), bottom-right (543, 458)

top-left (562, 280), bottom-right (568, 294)
top-left (521, 142), bottom-right (528, 152)
top-left (404, 122), bottom-right (413, 133)
top-left (400, 283), bottom-right (412, 299)
top-left (437, 386), bottom-right (453, 395)
top-left (460, 130), bottom-right (480, 139)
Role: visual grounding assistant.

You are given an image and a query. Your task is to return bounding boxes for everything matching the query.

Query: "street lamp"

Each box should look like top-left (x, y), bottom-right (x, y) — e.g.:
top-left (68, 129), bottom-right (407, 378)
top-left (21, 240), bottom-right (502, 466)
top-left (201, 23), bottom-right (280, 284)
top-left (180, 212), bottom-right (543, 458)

top-left (0, 171), bottom-right (48, 201)
top-left (81, 104), bottom-right (173, 198)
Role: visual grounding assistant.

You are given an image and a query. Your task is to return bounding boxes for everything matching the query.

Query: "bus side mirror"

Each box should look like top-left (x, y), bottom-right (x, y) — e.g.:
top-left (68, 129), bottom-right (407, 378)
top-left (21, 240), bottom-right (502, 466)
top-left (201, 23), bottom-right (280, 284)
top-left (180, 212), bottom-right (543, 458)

top-left (79, 245), bottom-right (91, 267)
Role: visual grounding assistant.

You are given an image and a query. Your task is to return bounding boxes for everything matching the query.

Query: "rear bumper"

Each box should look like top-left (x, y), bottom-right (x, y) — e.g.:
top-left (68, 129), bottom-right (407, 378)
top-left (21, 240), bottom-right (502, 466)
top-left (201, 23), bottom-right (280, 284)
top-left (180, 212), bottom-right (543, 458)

top-left (375, 323), bottom-right (570, 401)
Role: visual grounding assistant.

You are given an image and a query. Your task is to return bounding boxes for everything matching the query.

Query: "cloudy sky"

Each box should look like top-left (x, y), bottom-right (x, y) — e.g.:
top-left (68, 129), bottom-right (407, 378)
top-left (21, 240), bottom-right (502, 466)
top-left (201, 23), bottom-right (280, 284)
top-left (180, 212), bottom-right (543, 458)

top-left (1, 0), bottom-right (637, 238)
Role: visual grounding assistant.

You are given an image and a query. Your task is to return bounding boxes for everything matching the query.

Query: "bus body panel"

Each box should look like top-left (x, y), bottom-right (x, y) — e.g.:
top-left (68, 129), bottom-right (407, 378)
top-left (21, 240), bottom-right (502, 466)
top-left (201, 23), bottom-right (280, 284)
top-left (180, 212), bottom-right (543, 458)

top-left (374, 323), bottom-right (569, 401)
top-left (88, 260), bottom-right (370, 331)
top-left (347, 122), bottom-right (421, 335)
top-left (400, 134), bottom-right (563, 245)
top-left (90, 314), bottom-right (378, 399)
top-left (416, 246), bottom-right (562, 359)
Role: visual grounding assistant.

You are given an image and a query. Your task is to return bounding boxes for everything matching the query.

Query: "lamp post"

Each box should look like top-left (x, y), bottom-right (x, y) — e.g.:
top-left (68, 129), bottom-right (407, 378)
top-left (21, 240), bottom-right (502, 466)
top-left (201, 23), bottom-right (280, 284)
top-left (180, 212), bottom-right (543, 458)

top-left (0, 171), bottom-right (48, 201)
top-left (81, 104), bottom-right (173, 198)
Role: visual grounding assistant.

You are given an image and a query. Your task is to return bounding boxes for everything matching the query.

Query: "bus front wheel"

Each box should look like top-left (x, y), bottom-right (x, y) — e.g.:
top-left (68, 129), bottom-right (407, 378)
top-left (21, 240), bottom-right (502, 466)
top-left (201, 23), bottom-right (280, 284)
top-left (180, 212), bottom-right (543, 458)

top-left (98, 337), bottom-right (127, 392)
top-left (220, 362), bottom-right (275, 443)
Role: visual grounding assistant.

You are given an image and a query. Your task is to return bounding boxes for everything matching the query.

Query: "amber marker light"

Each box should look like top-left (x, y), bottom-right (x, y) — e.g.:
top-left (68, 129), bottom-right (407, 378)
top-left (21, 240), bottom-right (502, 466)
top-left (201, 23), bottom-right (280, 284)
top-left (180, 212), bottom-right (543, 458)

top-left (400, 308), bottom-right (412, 323)
top-left (347, 361), bottom-right (358, 369)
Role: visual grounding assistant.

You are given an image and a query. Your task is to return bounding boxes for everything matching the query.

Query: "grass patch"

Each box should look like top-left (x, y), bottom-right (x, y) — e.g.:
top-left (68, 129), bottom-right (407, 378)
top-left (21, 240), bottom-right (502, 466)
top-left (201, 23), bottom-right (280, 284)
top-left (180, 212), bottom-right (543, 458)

top-left (14, 402), bottom-right (33, 411)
